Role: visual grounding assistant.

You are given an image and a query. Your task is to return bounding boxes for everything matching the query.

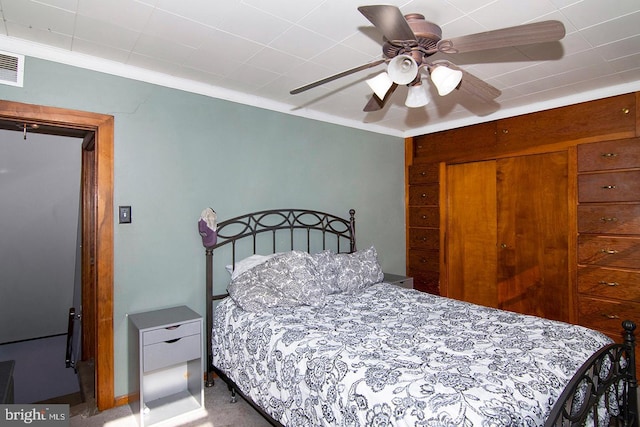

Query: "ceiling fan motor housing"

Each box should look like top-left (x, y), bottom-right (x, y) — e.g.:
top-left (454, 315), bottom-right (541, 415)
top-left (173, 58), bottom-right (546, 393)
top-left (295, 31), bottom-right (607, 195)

top-left (383, 13), bottom-right (442, 62)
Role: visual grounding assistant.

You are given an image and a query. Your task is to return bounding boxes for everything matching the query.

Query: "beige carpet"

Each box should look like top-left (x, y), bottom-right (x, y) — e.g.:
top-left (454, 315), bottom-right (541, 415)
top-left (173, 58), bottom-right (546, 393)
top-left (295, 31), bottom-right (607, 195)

top-left (70, 380), bottom-right (272, 427)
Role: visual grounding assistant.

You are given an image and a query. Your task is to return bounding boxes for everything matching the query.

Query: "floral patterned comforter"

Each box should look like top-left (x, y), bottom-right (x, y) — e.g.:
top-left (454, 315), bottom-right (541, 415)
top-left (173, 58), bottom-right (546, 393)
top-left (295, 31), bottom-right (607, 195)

top-left (212, 283), bottom-right (611, 426)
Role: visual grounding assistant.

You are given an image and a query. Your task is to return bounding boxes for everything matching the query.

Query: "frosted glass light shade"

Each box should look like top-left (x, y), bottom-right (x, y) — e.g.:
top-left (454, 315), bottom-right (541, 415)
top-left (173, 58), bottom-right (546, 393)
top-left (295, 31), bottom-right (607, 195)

top-left (388, 55), bottom-right (419, 85)
top-left (405, 83), bottom-right (431, 108)
top-left (430, 66), bottom-right (463, 96)
top-left (366, 72), bottom-right (394, 100)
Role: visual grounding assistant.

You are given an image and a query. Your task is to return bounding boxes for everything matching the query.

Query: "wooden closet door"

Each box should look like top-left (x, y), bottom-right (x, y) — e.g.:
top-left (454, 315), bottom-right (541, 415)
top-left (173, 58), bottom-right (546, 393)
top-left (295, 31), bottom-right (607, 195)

top-left (446, 161), bottom-right (498, 307)
top-left (496, 151), bottom-right (570, 322)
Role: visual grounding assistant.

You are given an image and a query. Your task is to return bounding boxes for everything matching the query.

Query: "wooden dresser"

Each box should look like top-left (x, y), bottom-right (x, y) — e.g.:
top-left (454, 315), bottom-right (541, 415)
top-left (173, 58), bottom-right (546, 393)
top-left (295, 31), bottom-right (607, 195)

top-left (405, 92), bottom-right (639, 353)
top-left (576, 139), bottom-right (640, 340)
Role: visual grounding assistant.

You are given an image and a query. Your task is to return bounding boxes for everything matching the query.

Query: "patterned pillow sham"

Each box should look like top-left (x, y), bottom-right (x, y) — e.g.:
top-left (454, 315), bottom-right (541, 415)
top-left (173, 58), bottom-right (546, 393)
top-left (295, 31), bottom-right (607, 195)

top-left (225, 253), bottom-right (279, 280)
top-left (228, 250), bottom-right (325, 312)
top-left (333, 246), bottom-right (384, 293)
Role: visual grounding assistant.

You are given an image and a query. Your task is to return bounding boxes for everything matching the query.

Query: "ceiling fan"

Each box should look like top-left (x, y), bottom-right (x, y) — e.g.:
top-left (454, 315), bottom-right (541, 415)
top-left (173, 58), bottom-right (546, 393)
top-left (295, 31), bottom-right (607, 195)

top-left (290, 5), bottom-right (566, 112)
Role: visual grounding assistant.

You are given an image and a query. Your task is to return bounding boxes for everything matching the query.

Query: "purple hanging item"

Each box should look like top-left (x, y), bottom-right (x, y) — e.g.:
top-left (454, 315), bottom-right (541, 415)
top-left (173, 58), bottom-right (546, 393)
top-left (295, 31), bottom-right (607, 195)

top-left (199, 208), bottom-right (217, 247)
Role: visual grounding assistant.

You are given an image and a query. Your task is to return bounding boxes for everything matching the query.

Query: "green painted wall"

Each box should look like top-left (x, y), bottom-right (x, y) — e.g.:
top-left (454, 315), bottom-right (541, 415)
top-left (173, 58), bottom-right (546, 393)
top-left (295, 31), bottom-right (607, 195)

top-left (0, 57), bottom-right (405, 397)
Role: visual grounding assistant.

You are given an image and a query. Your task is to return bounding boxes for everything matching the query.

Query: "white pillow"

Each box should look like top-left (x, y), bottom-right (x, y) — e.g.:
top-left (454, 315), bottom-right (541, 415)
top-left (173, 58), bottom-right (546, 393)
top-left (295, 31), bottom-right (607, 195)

top-left (226, 253), bottom-right (278, 280)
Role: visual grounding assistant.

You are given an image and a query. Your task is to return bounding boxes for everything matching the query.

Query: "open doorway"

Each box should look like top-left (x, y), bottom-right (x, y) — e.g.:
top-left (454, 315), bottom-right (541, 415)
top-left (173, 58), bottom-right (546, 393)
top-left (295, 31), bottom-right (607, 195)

top-left (0, 100), bottom-right (114, 410)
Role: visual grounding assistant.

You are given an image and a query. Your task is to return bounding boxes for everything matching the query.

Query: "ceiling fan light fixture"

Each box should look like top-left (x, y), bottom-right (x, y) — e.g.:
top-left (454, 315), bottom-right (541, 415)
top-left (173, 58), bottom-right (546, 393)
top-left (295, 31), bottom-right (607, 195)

top-left (387, 54), bottom-right (419, 85)
top-left (405, 82), bottom-right (431, 108)
top-left (430, 65), bottom-right (463, 96)
top-left (366, 72), bottom-right (394, 100)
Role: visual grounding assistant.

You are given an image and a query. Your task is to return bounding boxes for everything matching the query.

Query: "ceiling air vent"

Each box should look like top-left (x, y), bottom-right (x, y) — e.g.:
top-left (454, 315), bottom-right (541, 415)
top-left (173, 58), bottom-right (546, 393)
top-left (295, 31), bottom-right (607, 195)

top-left (0, 50), bottom-right (24, 87)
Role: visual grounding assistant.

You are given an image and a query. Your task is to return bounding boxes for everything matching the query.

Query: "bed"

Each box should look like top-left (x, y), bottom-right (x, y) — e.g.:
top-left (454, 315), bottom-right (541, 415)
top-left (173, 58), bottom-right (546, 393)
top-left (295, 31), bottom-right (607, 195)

top-left (201, 208), bottom-right (638, 426)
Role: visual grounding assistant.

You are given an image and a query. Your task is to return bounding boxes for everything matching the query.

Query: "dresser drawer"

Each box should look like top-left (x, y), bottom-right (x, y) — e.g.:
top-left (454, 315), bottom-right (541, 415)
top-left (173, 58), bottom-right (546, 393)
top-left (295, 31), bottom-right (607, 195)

top-left (578, 138), bottom-right (640, 172)
top-left (143, 333), bottom-right (201, 372)
top-left (578, 236), bottom-right (640, 268)
top-left (408, 228), bottom-right (439, 250)
top-left (578, 170), bottom-right (640, 202)
top-left (578, 297), bottom-right (640, 336)
top-left (408, 249), bottom-right (439, 272)
top-left (408, 163), bottom-right (439, 184)
top-left (578, 266), bottom-right (640, 302)
top-left (408, 207), bottom-right (439, 227)
top-left (578, 204), bottom-right (640, 234)
top-left (142, 320), bottom-right (201, 345)
top-left (408, 184), bottom-right (439, 206)
top-left (409, 270), bottom-right (440, 295)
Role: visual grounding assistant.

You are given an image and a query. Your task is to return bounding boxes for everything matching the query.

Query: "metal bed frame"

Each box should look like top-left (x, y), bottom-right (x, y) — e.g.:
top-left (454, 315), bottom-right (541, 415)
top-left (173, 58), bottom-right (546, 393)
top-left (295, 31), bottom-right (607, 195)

top-left (202, 208), bottom-right (638, 427)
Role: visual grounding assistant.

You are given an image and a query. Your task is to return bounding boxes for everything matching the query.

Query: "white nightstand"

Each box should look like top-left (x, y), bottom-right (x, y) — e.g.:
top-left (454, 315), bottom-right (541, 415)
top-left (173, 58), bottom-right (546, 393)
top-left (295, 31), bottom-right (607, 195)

top-left (129, 306), bottom-right (204, 427)
top-left (383, 273), bottom-right (414, 289)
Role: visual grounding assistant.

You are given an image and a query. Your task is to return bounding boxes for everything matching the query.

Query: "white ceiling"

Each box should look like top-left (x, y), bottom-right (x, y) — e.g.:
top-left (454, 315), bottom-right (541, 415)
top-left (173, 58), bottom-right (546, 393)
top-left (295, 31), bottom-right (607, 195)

top-left (0, 0), bottom-right (639, 137)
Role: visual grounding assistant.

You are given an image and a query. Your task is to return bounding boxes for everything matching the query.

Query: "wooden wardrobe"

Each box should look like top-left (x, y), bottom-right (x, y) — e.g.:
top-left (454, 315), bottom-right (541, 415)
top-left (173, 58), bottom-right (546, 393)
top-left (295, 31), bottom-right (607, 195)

top-left (406, 92), bottom-right (639, 339)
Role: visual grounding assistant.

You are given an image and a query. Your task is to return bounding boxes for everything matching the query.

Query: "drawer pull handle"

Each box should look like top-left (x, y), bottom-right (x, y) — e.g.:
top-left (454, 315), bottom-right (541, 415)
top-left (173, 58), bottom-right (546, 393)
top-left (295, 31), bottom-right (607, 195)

top-left (420, 258), bottom-right (427, 263)
top-left (600, 249), bottom-right (619, 254)
top-left (598, 281), bottom-right (620, 287)
top-left (420, 171), bottom-right (426, 176)
top-left (602, 314), bottom-right (620, 320)
top-left (421, 193), bottom-right (427, 197)
top-left (600, 153), bottom-right (618, 158)
top-left (622, 107), bottom-right (630, 114)
top-left (421, 215), bottom-right (427, 219)
top-left (165, 325), bottom-right (180, 330)
top-left (601, 185), bottom-right (616, 189)
top-left (600, 217), bottom-right (618, 222)
top-left (422, 237), bottom-right (427, 241)
top-left (165, 338), bottom-right (182, 344)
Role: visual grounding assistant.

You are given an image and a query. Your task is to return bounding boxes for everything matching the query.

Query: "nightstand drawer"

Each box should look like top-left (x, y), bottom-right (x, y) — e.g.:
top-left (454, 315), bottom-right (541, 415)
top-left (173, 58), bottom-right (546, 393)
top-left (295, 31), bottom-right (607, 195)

top-left (144, 333), bottom-right (201, 372)
top-left (143, 320), bottom-right (201, 345)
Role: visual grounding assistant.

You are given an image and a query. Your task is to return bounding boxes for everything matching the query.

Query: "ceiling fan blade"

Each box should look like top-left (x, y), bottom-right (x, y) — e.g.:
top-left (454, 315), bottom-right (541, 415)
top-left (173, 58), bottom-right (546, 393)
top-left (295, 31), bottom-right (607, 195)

top-left (358, 5), bottom-right (417, 42)
top-left (363, 84), bottom-right (398, 112)
top-left (438, 20), bottom-right (565, 54)
top-left (290, 59), bottom-right (385, 95)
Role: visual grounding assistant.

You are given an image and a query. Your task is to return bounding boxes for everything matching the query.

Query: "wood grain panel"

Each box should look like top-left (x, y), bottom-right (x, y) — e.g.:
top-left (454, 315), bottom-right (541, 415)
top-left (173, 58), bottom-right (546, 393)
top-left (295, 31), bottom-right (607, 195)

top-left (413, 121), bottom-right (497, 163)
top-left (497, 93), bottom-right (636, 149)
top-left (496, 151), bottom-right (570, 322)
top-left (445, 160), bottom-right (498, 307)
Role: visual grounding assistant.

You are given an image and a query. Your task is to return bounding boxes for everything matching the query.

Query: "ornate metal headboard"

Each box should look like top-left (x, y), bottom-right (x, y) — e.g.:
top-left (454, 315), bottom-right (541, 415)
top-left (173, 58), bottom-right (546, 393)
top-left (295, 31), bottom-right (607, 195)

top-left (202, 208), bottom-right (356, 386)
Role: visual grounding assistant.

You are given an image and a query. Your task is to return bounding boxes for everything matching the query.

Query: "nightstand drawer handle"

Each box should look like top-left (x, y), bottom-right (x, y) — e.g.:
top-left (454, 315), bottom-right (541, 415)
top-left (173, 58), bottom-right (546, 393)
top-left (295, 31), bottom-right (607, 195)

top-left (598, 281), bottom-right (620, 287)
top-left (165, 338), bottom-right (181, 344)
top-left (602, 314), bottom-right (620, 320)
top-left (600, 217), bottom-right (618, 222)
top-left (421, 193), bottom-right (427, 197)
top-left (601, 185), bottom-right (616, 189)
top-left (421, 215), bottom-right (427, 219)
top-left (165, 325), bottom-right (180, 330)
top-left (600, 249), bottom-right (619, 254)
top-left (601, 152), bottom-right (618, 158)
top-left (420, 171), bottom-right (426, 176)
top-left (420, 258), bottom-right (427, 263)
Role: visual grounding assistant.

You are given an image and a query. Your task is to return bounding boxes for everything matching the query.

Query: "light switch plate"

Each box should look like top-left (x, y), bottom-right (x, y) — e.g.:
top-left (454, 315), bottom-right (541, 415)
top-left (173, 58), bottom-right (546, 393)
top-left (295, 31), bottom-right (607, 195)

top-left (119, 206), bottom-right (131, 223)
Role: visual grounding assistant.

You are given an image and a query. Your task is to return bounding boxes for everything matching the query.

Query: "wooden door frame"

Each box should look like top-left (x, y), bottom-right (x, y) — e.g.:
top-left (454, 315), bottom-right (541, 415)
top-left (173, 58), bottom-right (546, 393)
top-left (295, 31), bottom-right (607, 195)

top-left (0, 100), bottom-right (114, 410)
